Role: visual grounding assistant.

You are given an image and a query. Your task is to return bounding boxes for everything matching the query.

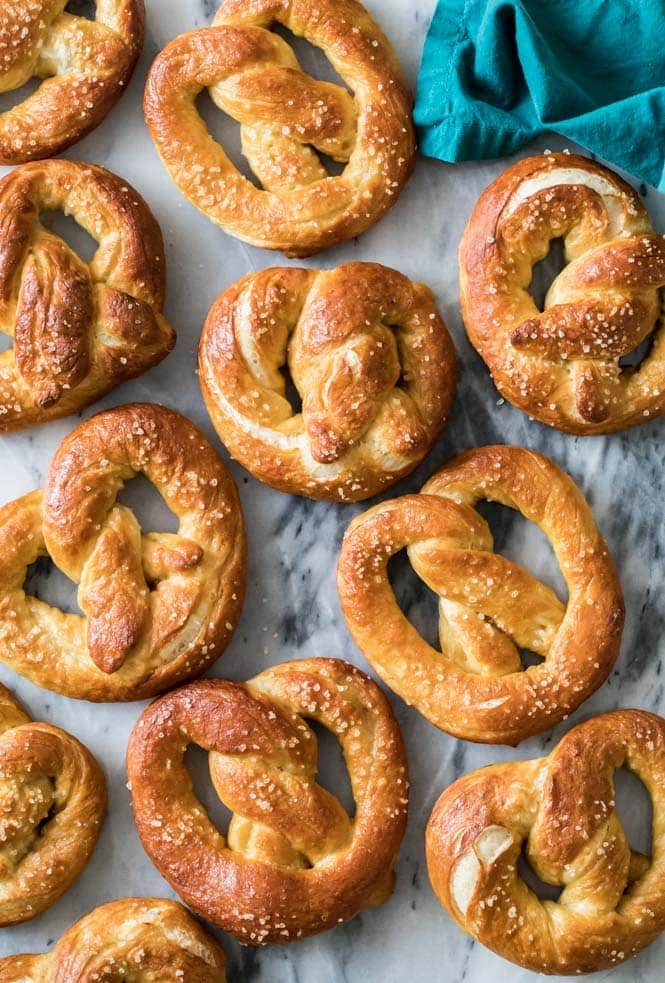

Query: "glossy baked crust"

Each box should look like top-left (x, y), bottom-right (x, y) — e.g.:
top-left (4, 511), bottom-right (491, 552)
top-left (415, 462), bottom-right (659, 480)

top-left (0, 403), bottom-right (246, 701)
top-left (0, 897), bottom-right (227, 981)
top-left (144, 0), bottom-right (416, 256)
top-left (0, 683), bottom-right (106, 926)
top-left (338, 444), bottom-right (624, 744)
top-left (426, 710), bottom-right (665, 974)
top-left (0, 160), bottom-right (175, 432)
top-left (0, 0), bottom-right (144, 164)
top-left (459, 152), bottom-right (665, 434)
top-left (199, 262), bottom-right (456, 500)
top-left (128, 658), bottom-right (408, 944)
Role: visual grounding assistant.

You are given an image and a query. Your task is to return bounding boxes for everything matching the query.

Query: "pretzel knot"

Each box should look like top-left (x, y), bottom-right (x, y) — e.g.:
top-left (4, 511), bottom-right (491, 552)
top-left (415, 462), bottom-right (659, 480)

top-left (0, 403), bottom-right (246, 701)
top-left (0, 897), bottom-right (227, 981)
top-left (0, 160), bottom-right (175, 432)
top-left (460, 152), bottom-right (665, 434)
top-left (0, 682), bottom-right (105, 927)
top-left (338, 445), bottom-right (624, 745)
top-left (0, 0), bottom-right (143, 164)
top-left (144, 0), bottom-right (416, 256)
top-left (128, 658), bottom-right (408, 944)
top-left (427, 710), bottom-right (665, 974)
top-left (199, 262), bottom-right (456, 500)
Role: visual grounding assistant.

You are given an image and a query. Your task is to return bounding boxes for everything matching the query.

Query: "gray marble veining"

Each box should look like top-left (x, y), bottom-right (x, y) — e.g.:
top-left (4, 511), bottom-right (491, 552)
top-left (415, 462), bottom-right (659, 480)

top-left (1, 1), bottom-right (664, 980)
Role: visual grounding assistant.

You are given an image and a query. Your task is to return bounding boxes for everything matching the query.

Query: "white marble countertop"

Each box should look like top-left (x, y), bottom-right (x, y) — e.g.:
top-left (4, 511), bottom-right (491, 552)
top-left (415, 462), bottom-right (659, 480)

top-left (1, 1), bottom-right (665, 980)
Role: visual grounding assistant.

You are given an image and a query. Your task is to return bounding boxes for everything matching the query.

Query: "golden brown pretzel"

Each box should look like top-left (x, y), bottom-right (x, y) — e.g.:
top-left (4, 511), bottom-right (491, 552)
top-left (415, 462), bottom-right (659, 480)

top-left (199, 262), bottom-right (456, 500)
top-left (0, 682), bottom-right (105, 926)
top-left (0, 0), bottom-right (144, 164)
top-left (337, 445), bottom-right (623, 744)
top-left (144, 0), bottom-right (415, 256)
top-left (460, 152), bottom-right (665, 434)
top-left (427, 710), bottom-right (665, 975)
top-left (127, 658), bottom-right (408, 944)
top-left (0, 403), bottom-right (246, 701)
top-left (0, 897), bottom-right (227, 981)
top-left (0, 160), bottom-right (175, 432)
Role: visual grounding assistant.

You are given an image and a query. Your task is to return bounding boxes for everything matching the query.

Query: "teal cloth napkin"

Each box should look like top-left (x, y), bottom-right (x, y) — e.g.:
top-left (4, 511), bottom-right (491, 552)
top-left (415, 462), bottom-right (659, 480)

top-left (414, 0), bottom-right (665, 190)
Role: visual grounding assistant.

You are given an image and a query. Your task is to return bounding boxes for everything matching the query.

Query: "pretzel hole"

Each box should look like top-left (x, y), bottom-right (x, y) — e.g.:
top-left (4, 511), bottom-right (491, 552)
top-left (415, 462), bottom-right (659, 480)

top-left (517, 845), bottom-right (562, 902)
top-left (0, 333), bottom-right (11, 354)
top-left (618, 331), bottom-right (655, 370)
top-left (39, 211), bottom-right (98, 264)
top-left (185, 744), bottom-right (234, 835)
top-left (614, 767), bottom-right (652, 866)
top-left (528, 237), bottom-right (565, 312)
top-left (475, 500), bottom-right (568, 602)
top-left (308, 719), bottom-right (355, 818)
top-left (65, 0), bottom-right (96, 20)
top-left (24, 557), bottom-right (82, 616)
top-left (117, 475), bottom-right (178, 537)
top-left (196, 91), bottom-right (263, 189)
top-left (388, 551), bottom-right (440, 650)
top-left (0, 78), bottom-right (42, 113)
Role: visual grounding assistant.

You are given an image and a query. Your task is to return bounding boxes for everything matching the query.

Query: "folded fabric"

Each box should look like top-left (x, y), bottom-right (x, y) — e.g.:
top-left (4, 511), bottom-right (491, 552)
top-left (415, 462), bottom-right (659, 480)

top-left (414, 0), bottom-right (665, 191)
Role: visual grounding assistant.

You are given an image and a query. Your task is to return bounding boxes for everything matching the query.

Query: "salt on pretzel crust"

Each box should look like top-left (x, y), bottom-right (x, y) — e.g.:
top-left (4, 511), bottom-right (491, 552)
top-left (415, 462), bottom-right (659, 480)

top-left (337, 445), bottom-right (624, 744)
top-left (460, 152), bottom-right (665, 434)
top-left (199, 262), bottom-right (456, 500)
top-left (427, 710), bottom-right (665, 974)
top-left (144, 0), bottom-right (416, 256)
top-left (0, 159), bottom-right (175, 432)
top-left (0, 682), bottom-right (106, 927)
top-left (0, 897), bottom-right (227, 981)
top-left (0, 403), bottom-right (246, 701)
top-left (0, 0), bottom-right (144, 164)
top-left (127, 658), bottom-right (408, 944)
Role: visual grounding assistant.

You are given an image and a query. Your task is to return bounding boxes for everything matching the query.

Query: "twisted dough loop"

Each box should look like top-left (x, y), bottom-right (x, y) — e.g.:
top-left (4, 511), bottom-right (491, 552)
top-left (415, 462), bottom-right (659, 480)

top-left (0, 897), bottom-right (227, 981)
top-left (0, 160), bottom-right (175, 432)
top-left (144, 0), bottom-right (415, 256)
top-left (0, 403), bottom-right (246, 701)
top-left (199, 262), bottom-right (456, 500)
top-left (0, 682), bottom-right (105, 927)
top-left (0, 0), bottom-right (144, 164)
top-left (460, 152), bottom-right (665, 434)
top-left (427, 710), bottom-right (665, 975)
top-left (128, 658), bottom-right (408, 944)
top-left (338, 445), bottom-right (624, 744)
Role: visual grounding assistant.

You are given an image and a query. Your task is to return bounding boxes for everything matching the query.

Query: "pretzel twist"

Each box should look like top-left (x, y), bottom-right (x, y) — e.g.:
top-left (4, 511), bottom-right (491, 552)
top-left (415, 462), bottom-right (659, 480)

top-left (128, 658), bottom-right (408, 944)
top-left (0, 160), bottom-right (175, 432)
top-left (427, 710), bottom-right (665, 974)
top-left (199, 262), bottom-right (456, 500)
top-left (0, 682), bottom-right (105, 927)
top-left (460, 153), bottom-right (665, 434)
top-left (337, 445), bottom-right (623, 744)
top-left (0, 403), bottom-right (246, 701)
top-left (0, 0), bottom-right (144, 164)
top-left (0, 897), bottom-right (227, 981)
top-left (144, 0), bottom-right (416, 256)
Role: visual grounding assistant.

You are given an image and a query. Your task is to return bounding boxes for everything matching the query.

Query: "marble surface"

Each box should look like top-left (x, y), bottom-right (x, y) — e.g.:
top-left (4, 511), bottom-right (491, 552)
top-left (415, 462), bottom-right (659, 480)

top-left (1, 1), bottom-right (665, 980)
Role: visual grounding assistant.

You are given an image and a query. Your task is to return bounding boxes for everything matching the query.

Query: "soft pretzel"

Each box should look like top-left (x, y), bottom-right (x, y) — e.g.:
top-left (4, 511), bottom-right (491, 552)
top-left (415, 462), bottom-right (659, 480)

top-left (144, 0), bottom-right (416, 257)
top-left (127, 658), bottom-right (408, 944)
top-left (460, 152), bottom-right (665, 434)
top-left (0, 897), bottom-right (227, 981)
top-left (0, 682), bottom-right (105, 926)
top-left (199, 262), bottom-right (456, 500)
top-left (427, 709), bottom-right (665, 974)
top-left (0, 160), bottom-right (175, 432)
top-left (337, 445), bottom-right (623, 744)
top-left (0, 1), bottom-right (143, 164)
top-left (0, 403), bottom-right (246, 701)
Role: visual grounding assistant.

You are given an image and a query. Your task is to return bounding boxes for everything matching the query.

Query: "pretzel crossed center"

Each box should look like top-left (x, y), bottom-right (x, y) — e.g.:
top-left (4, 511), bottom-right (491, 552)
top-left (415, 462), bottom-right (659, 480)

top-left (407, 498), bottom-right (565, 677)
top-left (228, 266), bottom-right (430, 464)
top-left (206, 25), bottom-right (357, 195)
